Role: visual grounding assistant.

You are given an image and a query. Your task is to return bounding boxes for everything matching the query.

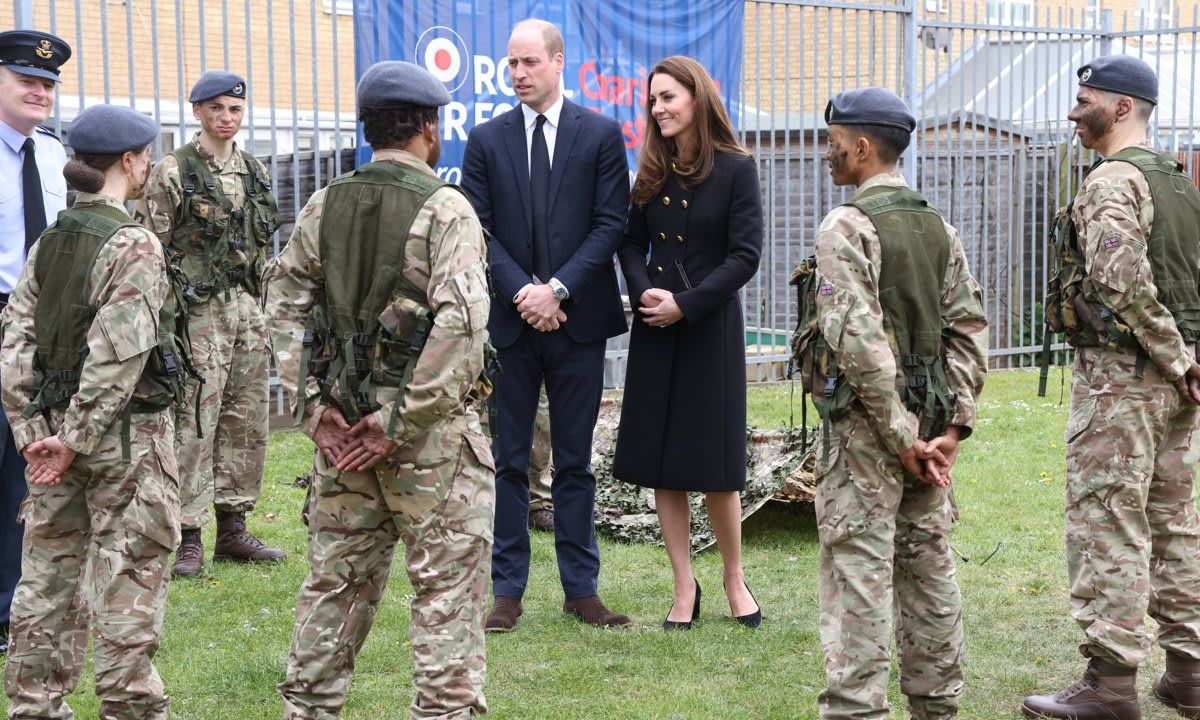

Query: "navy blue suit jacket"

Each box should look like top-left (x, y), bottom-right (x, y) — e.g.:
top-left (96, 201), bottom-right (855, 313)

top-left (461, 99), bottom-right (630, 349)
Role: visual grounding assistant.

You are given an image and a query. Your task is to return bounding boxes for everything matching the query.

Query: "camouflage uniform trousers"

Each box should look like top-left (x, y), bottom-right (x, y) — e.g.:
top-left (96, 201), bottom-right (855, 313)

top-left (528, 385), bottom-right (552, 511)
top-left (814, 410), bottom-right (964, 720)
top-left (1065, 345), bottom-right (1200, 668)
top-left (176, 285), bottom-right (270, 529)
top-left (5, 413), bottom-right (180, 720)
top-left (279, 416), bottom-right (495, 720)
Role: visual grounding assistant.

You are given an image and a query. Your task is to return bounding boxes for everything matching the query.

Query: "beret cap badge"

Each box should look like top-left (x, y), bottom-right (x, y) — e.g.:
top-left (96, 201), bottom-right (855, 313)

top-left (1081, 68), bottom-right (1092, 82)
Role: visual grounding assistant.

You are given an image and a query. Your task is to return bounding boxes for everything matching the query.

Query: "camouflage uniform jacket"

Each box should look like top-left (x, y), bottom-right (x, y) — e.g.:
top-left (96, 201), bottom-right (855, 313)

top-left (1071, 141), bottom-right (1193, 382)
top-left (135, 133), bottom-right (271, 283)
top-left (814, 171), bottom-right (989, 454)
top-left (265, 148), bottom-right (491, 446)
top-left (0, 193), bottom-right (170, 455)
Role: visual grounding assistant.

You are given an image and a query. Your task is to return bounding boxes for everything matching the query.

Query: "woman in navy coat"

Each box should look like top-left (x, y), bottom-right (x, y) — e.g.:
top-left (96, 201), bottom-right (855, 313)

top-left (613, 56), bottom-right (764, 630)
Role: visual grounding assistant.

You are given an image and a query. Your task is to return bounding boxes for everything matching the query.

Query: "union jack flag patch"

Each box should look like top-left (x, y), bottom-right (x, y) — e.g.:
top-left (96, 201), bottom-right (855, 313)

top-left (819, 282), bottom-right (834, 295)
top-left (1104, 236), bottom-right (1121, 249)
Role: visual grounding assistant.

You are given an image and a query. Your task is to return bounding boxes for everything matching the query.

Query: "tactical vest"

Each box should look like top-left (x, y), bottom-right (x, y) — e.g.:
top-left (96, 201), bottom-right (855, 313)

top-left (1040, 147), bottom-right (1200, 395)
top-left (790, 186), bottom-right (957, 450)
top-left (297, 161), bottom-right (498, 434)
top-left (167, 143), bottom-right (281, 303)
top-left (25, 203), bottom-right (201, 458)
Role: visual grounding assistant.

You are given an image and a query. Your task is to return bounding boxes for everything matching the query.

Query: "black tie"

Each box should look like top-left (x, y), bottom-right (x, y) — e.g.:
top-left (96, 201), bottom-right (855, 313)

top-left (530, 114), bottom-right (552, 281)
top-left (21, 137), bottom-right (47, 253)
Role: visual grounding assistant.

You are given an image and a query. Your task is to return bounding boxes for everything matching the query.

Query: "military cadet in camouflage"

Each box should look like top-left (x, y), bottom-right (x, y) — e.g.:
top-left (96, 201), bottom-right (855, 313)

top-left (1, 104), bottom-right (190, 720)
top-left (791, 87), bottom-right (988, 720)
top-left (267, 60), bottom-right (494, 720)
top-left (1021, 55), bottom-right (1200, 720)
top-left (528, 385), bottom-right (554, 531)
top-left (135, 69), bottom-right (286, 578)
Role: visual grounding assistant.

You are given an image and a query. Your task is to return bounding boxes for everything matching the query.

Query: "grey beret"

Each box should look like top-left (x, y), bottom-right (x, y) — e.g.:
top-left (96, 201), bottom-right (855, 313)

top-left (825, 87), bottom-right (917, 132)
top-left (189, 70), bottom-right (247, 103)
top-left (357, 60), bottom-right (451, 111)
top-left (1078, 55), bottom-right (1158, 105)
top-left (67, 104), bottom-right (159, 155)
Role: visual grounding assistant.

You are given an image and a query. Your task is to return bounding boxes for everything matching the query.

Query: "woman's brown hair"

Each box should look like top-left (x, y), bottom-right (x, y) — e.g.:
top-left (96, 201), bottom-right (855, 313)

top-left (630, 55), bottom-right (748, 207)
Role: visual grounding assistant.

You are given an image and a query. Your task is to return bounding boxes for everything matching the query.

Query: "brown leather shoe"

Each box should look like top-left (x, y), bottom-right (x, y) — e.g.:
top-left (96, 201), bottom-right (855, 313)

top-left (213, 511), bottom-right (286, 563)
top-left (1155, 651), bottom-right (1200, 718)
top-left (485, 596), bottom-right (523, 633)
top-left (172, 528), bottom-right (204, 578)
top-left (1021, 658), bottom-right (1141, 720)
top-left (528, 507), bottom-right (555, 532)
top-left (563, 595), bottom-right (631, 628)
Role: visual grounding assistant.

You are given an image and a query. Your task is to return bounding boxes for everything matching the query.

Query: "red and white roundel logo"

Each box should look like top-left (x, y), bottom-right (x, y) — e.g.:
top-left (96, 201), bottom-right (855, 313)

top-left (415, 26), bottom-right (470, 93)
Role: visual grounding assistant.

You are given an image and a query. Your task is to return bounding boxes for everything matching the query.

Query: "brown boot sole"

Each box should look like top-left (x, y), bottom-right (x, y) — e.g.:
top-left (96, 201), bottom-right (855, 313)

top-left (171, 567), bottom-right (203, 579)
top-left (484, 624), bottom-right (516, 634)
top-left (1155, 687), bottom-right (1200, 719)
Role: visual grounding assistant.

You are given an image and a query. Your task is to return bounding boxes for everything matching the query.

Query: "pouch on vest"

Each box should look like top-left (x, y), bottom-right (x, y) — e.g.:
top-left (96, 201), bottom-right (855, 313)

top-left (1039, 147), bottom-right (1200, 395)
top-left (25, 203), bottom-right (201, 459)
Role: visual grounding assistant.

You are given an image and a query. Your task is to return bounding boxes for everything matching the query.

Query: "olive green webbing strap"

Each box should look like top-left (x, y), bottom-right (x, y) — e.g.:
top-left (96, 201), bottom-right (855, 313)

top-left (1038, 321), bottom-right (1053, 398)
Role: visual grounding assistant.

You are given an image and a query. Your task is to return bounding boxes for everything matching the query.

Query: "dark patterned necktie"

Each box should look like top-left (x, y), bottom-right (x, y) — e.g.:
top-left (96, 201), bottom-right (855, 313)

top-left (21, 137), bottom-right (47, 252)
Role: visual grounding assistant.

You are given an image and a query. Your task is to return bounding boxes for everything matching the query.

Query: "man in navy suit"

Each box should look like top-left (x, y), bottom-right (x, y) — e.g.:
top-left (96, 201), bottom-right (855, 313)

top-left (462, 18), bottom-right (630, 631)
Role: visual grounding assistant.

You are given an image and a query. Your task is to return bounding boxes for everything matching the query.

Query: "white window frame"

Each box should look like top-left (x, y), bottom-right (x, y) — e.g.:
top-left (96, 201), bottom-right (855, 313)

top-left (322, 0), bottom-right (353, 16)
top-left (986, 0), bottom-right (1035, 25)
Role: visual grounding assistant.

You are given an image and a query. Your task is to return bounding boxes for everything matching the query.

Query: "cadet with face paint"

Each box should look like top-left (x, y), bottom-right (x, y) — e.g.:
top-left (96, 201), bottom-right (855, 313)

top-left (1022, 54), bottom-right (1200, 720)
top-left (793, 87), bottom-right (988, 719)
top-left (135, 70), bottom-right (286, 578)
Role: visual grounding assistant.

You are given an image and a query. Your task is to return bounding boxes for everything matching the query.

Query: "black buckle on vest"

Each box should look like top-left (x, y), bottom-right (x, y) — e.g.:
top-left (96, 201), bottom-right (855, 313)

top-left (901, 354), bottom-right (922, 367)
top-left (411, 330), bottom-right (428, 350)
top-left (54, 389), bottom-right (72, 402)
top-left (302, 329), bottom-right (315, 346)
top-left (204, 176), bottom-right (217, 193)
top-left (908, 374), bottom-right (927, 388)
top-left (204, 221), bottom-right (216, 238)
top-left (351, 333), bottom-right (372, 347)
top-left (52, 369), bottom-right (78, 382)
top-left (227, 268), bottom-right (245, 283)
top-left (163, 352), bottom-right (179, 374)
top-left (823, 375), bottom-right (838, 398)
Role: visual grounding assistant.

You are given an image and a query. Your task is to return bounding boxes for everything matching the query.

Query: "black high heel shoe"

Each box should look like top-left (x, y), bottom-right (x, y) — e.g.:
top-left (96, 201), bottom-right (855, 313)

top-left (662, 579), bottom-right (701, 630)
top-left (726, 579), bottom-right (762, 629)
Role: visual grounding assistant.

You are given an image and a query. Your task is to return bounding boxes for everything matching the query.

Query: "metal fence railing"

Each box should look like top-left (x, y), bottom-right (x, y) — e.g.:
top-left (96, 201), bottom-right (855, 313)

top-left (7, 0), bottom-right (1200, 389)
top-left (741, 0), bottom-right (1200, 377)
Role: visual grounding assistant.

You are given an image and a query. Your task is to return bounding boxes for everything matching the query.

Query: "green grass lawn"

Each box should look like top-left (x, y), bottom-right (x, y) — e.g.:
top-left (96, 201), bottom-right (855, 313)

top-left (6, 368), bottom-right (1191, 718)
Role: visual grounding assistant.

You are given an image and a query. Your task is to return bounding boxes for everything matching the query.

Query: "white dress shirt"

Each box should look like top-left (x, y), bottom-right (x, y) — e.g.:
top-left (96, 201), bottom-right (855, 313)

top-left (521, 94), bottom-right (564, 174)
top-left (0, 119), bottom-right (68, 294)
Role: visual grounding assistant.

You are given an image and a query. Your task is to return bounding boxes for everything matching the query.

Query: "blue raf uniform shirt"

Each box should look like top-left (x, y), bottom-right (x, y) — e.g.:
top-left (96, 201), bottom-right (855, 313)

top-left (0, 119), bottom-right (67, 294)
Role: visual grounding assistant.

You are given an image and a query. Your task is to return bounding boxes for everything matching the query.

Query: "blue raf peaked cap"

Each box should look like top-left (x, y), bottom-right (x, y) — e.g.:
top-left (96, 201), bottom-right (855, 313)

top-left (0, 30), bottom-right (71, 82)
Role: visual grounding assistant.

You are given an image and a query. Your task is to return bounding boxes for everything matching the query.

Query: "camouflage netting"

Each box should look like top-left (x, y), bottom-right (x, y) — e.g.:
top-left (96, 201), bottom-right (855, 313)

top-left (591, 398), bottom-right (816, 553)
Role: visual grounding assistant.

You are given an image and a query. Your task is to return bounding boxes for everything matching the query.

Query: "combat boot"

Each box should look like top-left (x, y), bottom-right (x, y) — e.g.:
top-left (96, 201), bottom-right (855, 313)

top-left (213, 510), bottom-right (286, 563)
top-left (1020, 658), bottom-right (1141, 720)
top-left (172, 528), bottom-right (204, 578)
top-left (1155, 651), bottom-right (1200, 718)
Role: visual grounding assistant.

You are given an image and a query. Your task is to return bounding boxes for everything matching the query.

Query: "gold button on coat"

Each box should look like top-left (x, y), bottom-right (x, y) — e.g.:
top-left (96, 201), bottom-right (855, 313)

top-left (677, 235), bottom-right (684, 244)
top-left (659, 232), bottom-right (666, 241)
top-left (681, 200), bottom-right (689, 209)
top-left (656, 266), bottom-right (663, 273)
top-left (663, 196), bottom-right (670, 206)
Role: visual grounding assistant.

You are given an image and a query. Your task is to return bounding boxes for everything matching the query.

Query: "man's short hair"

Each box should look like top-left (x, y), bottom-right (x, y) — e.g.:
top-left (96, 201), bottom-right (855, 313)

top-left (512, 18), bottom-right (564, 58)
top-left (360, 104), bottom-right (438, 150)
top-left (841, 124), bottom-right (912, 163)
